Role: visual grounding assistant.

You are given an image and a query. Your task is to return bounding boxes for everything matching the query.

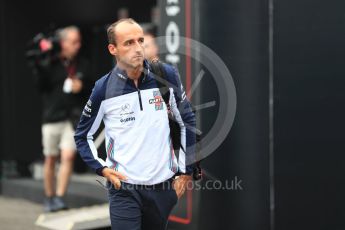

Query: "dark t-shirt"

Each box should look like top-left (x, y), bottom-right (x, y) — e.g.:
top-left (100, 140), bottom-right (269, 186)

top-left (34, 56), bottom-right (92, 126)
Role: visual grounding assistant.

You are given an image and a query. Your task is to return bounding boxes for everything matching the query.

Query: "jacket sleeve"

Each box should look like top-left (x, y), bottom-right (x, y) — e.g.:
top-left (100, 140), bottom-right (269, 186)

top-left (164, 64), bottom-right (197, 175)
top-left (74, 81), bottom-right (107, 176)
top-left (28, 58), bottom-right (53, 92)
top-left (76, 58), bottom-right (94, 98)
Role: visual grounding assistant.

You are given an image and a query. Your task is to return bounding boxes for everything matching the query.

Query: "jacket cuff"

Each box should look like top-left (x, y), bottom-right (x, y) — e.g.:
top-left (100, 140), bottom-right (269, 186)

top-left (96, 166), bottom-right (108, 176)
top-left (184, 163), bottom-right (196, 175)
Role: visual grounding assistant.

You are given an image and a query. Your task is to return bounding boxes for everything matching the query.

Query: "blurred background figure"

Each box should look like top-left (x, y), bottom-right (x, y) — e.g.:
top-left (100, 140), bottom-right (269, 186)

top-left (143, 31), bottom-right (159, 61)
top-left (27, 26), bottom-right (91, 212)
top-left (141, 24), bottom-right (159, 61)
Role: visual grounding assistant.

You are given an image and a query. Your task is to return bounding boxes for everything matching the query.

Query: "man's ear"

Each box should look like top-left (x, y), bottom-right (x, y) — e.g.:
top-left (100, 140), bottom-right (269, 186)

top-left (108, 44), bottom-right (117, 56)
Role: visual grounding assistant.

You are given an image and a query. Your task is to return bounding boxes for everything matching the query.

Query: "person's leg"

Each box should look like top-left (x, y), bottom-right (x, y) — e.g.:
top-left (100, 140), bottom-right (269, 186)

top-left (43, 155), bottom-right (57, 197)
top-left (56, 121), bottom-right (76, 197)
top-left (56, 149), bottom-right (75, 196)
top-left (141, 184), bottom-right (178, 230)
top-left (42, 123), bottom-right (61, 212)
top-left (108, 182), bottom-right (142, 230)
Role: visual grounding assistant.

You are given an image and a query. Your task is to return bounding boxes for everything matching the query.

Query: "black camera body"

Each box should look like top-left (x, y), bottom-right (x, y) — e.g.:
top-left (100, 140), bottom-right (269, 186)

top-left (26, 32), bottom-right (61, 64)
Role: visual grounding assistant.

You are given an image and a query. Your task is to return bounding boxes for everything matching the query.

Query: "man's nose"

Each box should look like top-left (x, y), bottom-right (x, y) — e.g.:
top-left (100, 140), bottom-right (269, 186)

top-left (134, 41), bottom-right (143, 53)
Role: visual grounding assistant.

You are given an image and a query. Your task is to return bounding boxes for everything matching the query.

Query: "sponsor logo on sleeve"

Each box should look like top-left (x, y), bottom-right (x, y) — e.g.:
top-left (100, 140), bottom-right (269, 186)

top-left (82, 99), bottom-right (92, 117)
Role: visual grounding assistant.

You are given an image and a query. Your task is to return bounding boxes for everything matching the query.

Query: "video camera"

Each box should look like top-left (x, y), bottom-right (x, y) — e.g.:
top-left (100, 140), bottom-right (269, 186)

top-left (25, 31), bottom-right (61, 64)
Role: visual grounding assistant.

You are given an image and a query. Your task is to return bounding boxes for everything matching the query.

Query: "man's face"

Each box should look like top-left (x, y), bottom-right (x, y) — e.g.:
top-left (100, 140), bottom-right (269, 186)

top-left (109, 22), bottom-right (145, 70)
top-left (60, 30), bottom-right (81, 59)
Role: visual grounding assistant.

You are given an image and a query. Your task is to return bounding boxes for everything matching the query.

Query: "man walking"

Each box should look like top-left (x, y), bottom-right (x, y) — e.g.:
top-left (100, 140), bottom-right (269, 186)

top-left (75, 18), bottom-right (196, 230)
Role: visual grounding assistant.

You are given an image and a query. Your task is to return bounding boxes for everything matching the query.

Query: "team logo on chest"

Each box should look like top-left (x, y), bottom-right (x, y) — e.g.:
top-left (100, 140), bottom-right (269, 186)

top-left (119, 103), bottom-right (135, 123)
top-left (121, 103), bottom-right (131, 114)
top-left (149, 90), bottom-right (164, 111)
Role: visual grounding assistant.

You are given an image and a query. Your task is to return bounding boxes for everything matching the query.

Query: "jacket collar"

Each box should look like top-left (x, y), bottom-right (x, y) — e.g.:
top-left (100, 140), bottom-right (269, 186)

top-left (113, 59), bottom-right (151, 83)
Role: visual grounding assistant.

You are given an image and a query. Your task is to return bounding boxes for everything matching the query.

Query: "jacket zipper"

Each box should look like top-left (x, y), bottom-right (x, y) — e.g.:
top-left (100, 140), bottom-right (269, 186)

top-left (137, 89), bottom-right (143, 111)
top-left (133, 78), bottom-right (143, 111)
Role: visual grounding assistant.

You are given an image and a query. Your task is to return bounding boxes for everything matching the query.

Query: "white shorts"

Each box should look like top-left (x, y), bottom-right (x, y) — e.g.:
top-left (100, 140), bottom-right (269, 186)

top-left (42, 120), bottom-right (76, 156)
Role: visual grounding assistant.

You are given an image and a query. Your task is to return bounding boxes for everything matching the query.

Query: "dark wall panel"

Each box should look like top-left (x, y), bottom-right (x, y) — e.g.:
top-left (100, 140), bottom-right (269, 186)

top-left (274, 0), bottom-right (345, 229)
top-left (198, 1), bottom-right (270, 229)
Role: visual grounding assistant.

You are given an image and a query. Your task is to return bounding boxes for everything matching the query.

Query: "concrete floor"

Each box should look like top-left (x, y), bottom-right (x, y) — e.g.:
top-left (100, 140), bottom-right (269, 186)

top-left (0, 195), bottom-right (179, 230)
top-left (0, 195), bottom-right (46, 230)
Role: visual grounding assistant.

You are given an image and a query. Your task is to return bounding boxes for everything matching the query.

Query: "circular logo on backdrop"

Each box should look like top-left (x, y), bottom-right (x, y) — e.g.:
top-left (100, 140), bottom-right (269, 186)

top-left (154, 36), bottom-right (237, 163)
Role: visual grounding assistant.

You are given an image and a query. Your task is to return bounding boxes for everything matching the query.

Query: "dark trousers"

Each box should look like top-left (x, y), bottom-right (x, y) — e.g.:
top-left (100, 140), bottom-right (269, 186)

top-left (107, 179), bottom-right (178, 230)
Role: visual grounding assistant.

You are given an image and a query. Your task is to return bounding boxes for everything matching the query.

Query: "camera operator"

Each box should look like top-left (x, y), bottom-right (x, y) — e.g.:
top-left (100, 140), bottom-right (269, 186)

top-left (29, 26), bottom-right (91, 212)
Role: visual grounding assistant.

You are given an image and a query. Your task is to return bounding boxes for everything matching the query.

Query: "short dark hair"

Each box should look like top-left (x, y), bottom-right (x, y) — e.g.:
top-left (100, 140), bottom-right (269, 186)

top-left (107, 18), bottom-right (138, 45)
